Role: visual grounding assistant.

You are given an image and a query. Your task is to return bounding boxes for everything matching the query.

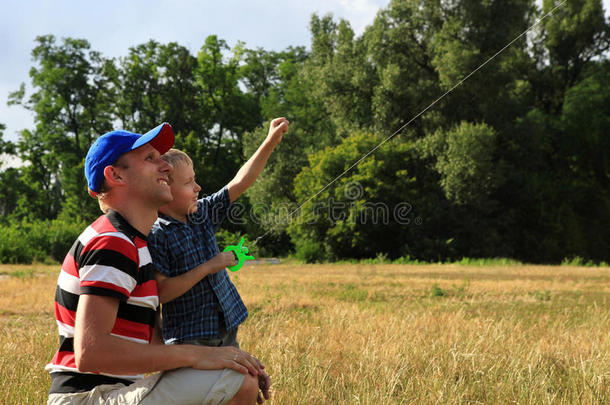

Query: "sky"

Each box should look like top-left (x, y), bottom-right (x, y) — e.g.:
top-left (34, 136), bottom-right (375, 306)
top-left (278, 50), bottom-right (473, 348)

top-left (1, 0), bottom-right (609, 151)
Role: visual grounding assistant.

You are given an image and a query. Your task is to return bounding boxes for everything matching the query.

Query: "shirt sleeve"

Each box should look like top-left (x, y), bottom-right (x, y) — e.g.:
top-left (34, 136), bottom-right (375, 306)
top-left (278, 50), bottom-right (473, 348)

top-left (196, 186), bottom-right (232, 232)
top-left (78, 234), bottom-right (139, 301)
top-left (148, 225), bottom-right (172, 277)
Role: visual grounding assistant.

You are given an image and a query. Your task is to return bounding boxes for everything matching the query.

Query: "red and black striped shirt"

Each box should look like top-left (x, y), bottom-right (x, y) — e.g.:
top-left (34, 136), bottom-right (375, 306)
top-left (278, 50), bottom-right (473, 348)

top-left (46, 210), bottom-right (159, 394)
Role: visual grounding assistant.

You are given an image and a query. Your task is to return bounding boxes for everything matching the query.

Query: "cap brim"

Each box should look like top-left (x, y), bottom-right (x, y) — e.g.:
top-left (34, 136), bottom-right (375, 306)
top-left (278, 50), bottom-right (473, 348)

top-left (132, 122), bottom-right (175, 154)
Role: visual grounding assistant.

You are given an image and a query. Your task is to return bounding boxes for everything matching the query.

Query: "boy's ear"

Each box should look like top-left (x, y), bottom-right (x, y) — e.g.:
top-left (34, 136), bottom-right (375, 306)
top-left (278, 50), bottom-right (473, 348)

top-left (103, 165), bottom-right (126, 188)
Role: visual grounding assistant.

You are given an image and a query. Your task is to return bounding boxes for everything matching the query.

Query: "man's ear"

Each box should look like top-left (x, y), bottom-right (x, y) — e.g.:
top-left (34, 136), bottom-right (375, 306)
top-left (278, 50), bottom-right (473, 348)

top-left (103, 165), bottom-right (125, 188)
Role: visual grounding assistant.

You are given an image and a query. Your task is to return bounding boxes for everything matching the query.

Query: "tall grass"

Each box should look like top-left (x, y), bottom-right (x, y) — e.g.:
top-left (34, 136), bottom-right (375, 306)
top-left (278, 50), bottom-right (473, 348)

top-left (1, 263), bottom-right (608, 404)
top-left (0, 266), bottom-right (57, 404)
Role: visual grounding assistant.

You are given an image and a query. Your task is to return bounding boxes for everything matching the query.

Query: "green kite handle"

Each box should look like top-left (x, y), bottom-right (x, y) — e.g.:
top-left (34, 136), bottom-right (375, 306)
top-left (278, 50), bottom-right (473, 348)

top-left (223, 237), bottom-right (255, 272)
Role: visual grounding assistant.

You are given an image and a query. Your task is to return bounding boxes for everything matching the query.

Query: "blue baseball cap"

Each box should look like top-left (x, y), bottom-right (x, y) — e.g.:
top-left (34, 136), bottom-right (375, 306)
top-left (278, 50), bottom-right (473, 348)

top-left (85, 122), bottom-right (175, 195)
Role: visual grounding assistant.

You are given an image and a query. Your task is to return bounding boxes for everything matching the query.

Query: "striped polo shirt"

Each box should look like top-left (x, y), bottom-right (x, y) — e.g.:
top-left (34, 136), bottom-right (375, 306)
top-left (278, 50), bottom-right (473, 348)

top-left (46, 210), bottom-right (159, 394)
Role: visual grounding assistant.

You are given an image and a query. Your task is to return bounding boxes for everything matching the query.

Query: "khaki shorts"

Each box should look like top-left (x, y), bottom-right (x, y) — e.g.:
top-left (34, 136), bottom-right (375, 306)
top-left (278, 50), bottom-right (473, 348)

top-left (47, 368), bottom-right (245, 405)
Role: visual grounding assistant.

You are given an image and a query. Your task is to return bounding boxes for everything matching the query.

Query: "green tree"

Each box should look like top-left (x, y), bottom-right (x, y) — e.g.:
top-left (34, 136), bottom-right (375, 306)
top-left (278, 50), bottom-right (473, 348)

top-left (558, 61), bottom-right (610, 260)
top-left (0, 124), bottom-right (24, 220)
top-left (290, 131), bottom-right (430, 261)
top-left (194, 36), bottom-right (259, 170)
top-left (364, 0), bottom-right (444, 134)
top-left (240, 41), bottom-right (340, 255)
top-left (0, 123), bottom-right (14, 156)
top-left (112, 41), bottom-right (201, 135)
top-left (418, 121), bottom-right (511, 259)
top-left (0, 168), bottom-right (28, 220)
top-left (8, 35), bottom-right (114, 221)
top-left (423, 121), bottom-right (501, 206)
top-left (113, 41), bottom-right (165, 131)
top-left (307, 15), bottom-right (377, 133)
top-left (430, 0), bottom-right (536, 131)
top-left (501, 0), bottom-right (610, 262)
top-left (536, 0), bottom-right (610, 113)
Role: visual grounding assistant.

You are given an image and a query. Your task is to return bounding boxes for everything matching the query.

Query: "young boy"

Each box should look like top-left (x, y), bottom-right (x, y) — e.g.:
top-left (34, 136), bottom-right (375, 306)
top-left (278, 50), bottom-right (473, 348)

top-left (148, 118), bottom-right (288, 397)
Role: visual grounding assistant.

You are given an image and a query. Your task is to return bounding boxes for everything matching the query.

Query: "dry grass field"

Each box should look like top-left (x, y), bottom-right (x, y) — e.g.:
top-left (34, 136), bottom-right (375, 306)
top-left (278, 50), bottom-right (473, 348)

top-left (1, 262), bottom-right (608, 404)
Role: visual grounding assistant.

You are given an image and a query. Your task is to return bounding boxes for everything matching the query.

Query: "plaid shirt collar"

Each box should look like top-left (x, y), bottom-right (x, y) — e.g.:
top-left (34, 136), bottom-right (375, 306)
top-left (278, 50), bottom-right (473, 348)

top-left (156, 212), bottom-right (185, 226)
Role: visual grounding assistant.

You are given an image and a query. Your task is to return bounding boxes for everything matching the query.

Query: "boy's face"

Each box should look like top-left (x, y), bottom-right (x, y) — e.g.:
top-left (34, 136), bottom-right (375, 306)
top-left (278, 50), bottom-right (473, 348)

top-left (165, 162), bottom-right (201, 218)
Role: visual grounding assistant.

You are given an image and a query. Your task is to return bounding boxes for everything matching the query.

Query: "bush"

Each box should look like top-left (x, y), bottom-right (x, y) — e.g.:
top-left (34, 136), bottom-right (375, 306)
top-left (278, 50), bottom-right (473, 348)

top-left (0, 224), bottom-right (41, 264)
top-left (0, 219), bottom-right (86, 264)
top-left (560, 256), bottom-right (602, 267)
top-left (393, 255), bottom-right (429, 265)
top-left (215, 229), bottom-right (260, 258)
top-left (45, 220), bottom-right (88, 262)
top-left (454, 257), bottom-right (522, 266)
top-left (294, 239), bottom-right (325, 263)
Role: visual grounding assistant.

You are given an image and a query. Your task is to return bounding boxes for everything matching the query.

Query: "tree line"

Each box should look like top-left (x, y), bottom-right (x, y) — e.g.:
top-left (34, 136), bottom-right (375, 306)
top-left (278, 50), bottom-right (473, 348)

top-left (1, 0), bottom-right (609, 264)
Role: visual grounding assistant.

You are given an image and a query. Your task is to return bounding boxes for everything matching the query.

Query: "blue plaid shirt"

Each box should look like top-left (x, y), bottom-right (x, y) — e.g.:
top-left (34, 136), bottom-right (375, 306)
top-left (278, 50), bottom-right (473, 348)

top-left (148, 186), bottom-right (248, 343)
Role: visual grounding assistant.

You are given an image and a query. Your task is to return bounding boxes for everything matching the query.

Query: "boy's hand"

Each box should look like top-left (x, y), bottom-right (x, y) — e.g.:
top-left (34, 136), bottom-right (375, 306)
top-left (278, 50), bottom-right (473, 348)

top-left (227, 116), bottom-right (289, 203)
top-left (266, 117), bottom-right (289, 145)
top-left (257, 371), bottom-right (271, 403)
top-left (208, 252), bottom-right (237, 273)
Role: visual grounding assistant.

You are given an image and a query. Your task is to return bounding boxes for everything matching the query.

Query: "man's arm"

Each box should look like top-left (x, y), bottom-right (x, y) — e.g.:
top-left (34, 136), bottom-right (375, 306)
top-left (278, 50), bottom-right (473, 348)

top-left (73, 294), bottom-right (263, 376)
top-left (155, 252), bottom-right (236, 303)
top-left (227, 117), bottom-right (289, 203)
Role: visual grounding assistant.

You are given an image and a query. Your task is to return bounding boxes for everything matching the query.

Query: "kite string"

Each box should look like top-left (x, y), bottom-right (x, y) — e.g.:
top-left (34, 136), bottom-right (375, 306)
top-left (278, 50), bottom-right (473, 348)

top-left (253, 0), bottom-right (567, 245)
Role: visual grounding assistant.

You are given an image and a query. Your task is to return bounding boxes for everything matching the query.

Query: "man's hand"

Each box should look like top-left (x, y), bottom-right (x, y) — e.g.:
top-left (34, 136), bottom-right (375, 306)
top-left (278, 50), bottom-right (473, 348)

top-left (266, 117), bottom-right (289, 145)
top-left (207, 252), bottom-right (237, 274)
top-left (190, 346), bottom-right (265, 377)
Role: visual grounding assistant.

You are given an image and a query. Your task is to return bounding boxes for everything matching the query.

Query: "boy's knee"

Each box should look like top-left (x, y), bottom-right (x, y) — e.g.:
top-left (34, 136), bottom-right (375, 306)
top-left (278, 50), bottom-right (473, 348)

top-left (229, 373), bottom-right (258, 405)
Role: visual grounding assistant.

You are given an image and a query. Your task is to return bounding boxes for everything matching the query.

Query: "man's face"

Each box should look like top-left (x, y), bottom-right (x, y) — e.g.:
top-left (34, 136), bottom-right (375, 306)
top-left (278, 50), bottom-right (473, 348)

top-left (164, 162), bottom-right (201, 219)
top-left (119, 144), bottom-right (173, 206)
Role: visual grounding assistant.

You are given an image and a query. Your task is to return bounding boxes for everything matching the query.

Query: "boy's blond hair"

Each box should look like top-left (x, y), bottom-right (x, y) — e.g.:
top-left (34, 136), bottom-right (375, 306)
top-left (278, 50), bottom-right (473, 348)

top-left (162, 149), bottom-right (193, 182)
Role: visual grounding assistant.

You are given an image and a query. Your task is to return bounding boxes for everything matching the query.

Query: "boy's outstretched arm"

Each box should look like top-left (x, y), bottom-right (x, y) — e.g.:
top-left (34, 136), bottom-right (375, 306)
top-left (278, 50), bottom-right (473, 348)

top-left (227, 117), bottom-right (289, 203)
top-left (155, 252), bottom-right (236, 303)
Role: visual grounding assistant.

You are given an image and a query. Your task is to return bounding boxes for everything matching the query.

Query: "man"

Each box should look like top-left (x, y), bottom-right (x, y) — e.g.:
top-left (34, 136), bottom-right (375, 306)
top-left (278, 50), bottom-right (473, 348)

top-left (46, 123), bottom-right (266, 405)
